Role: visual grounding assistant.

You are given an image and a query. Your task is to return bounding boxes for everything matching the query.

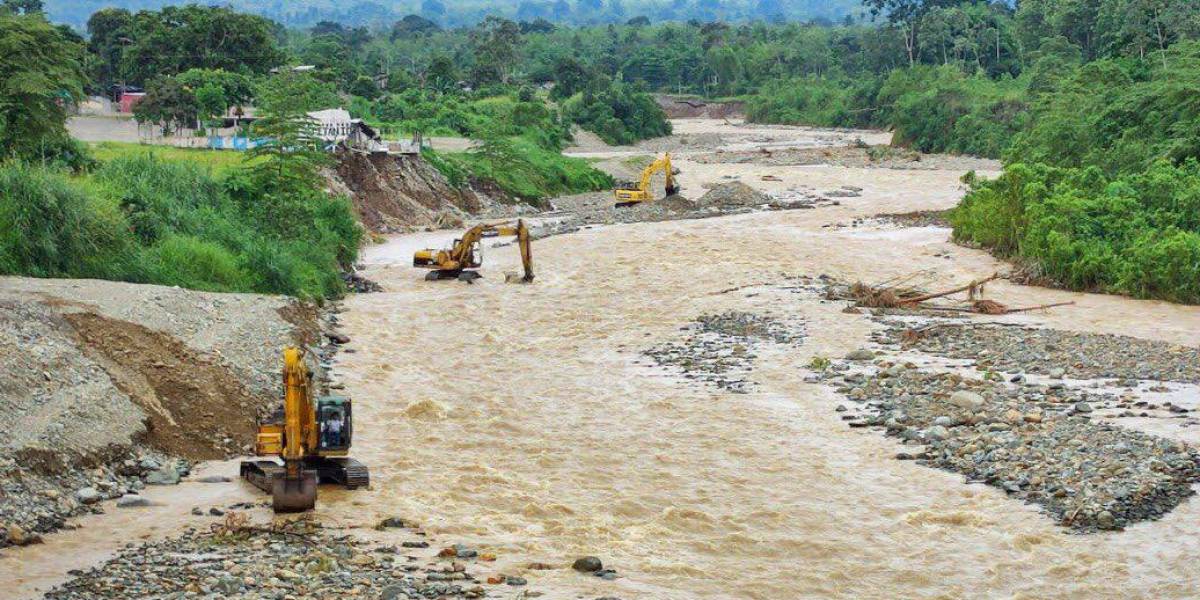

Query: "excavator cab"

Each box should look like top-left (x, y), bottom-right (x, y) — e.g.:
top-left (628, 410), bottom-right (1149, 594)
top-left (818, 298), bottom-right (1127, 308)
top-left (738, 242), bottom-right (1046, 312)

top-left (316, 397), bottom-right (352, 453)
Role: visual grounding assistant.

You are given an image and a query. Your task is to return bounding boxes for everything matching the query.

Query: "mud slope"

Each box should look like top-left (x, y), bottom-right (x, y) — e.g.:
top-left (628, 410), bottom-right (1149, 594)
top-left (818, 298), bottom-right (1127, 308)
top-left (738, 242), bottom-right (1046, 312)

top-left (329, 150), bottom-right (496, 233)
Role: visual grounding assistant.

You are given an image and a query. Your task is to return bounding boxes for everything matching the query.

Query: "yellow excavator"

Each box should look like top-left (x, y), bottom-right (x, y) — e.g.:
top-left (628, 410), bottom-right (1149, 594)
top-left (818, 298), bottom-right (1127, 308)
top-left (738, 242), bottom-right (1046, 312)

top-left (413, 219), bottom-right (534, 283)
top-left (240, 347), bottom-right (368, 513)
top-left (614, 152), bottom-right (680, 207)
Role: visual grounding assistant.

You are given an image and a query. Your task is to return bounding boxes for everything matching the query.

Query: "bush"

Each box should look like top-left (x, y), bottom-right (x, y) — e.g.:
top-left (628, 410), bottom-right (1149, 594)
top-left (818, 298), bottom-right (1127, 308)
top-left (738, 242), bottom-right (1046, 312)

top-left (953, 159), bottom-right (1200, 303)
top-left (561, 82), bottom-right (672, 146)
top-left (881, 66), bottom-right (1028, 157)
top-left (0, 161), bottom-right (134, 279)
top-left (444, 135), bottom-right (612, 202)
top-left (747, 76), bottom-right (882, 129)
top-left (1007, 41), bottom-right (1200, 175)
top-left (747, 66), bottom-right (1028, 158)
top-left (0, 155), bottom-right (361, 300)
top-left (143, 235), bottom-right (250, 292)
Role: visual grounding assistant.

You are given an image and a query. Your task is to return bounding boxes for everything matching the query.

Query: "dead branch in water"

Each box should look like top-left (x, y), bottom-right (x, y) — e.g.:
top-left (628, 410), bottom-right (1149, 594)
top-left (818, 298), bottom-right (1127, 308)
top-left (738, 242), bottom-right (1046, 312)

top-left (899, 273), bottom-right (1001, 305)
top-left (835, 272), bottom-right (1070, 316)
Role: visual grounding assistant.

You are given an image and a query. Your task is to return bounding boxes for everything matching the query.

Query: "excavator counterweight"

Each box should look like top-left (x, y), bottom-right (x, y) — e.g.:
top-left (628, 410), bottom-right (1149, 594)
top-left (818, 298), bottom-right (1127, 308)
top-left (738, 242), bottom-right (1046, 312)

top-left (414, 219), bottom-right (534, 283)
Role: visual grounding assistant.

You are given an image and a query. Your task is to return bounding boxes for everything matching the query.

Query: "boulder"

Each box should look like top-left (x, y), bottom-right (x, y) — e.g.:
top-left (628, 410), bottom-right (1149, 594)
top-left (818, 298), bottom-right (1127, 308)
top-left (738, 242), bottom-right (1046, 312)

top-left (116, 495), bottom-right (152, 508)
top-left (75, 487), bottom-right (102, 505)
top-left (948, 391), bottom-right (984, 411)
top-left (145, 467), bottom-right (181, 486)
top-left (572, 556), bottom-right (603, 573)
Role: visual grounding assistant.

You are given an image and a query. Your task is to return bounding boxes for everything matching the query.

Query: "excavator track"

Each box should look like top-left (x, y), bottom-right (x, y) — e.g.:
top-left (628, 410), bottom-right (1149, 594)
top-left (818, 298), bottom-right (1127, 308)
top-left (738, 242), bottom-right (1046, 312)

top-left (239, 460), bottom-right (319, 512)
top-left (313, 457), bottom-right (370, 490)
top-left (241, 458), bottom-right (371, 492)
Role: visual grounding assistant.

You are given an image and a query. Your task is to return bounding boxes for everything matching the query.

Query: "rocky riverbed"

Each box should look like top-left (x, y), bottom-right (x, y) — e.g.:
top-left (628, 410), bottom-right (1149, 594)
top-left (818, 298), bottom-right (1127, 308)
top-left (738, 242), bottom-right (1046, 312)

top-left (641, 311), bottom-right (806, 393)
top-left (0, 451), bottom-right (189, 549)
top-left (504, 181), bottom-right (846, 242)
top-left (878, 322), bottom-right (1200, 383)
top-left (824, 358), bottom-right (1200, 532)
top-left (43, 518), bottom-right (503, 599)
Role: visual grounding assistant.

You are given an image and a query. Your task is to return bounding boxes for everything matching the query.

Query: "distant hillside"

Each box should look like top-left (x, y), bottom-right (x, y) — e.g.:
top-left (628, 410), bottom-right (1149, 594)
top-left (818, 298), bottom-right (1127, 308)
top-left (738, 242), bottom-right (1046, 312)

top-left (47, 0), bottom-right (864, 30)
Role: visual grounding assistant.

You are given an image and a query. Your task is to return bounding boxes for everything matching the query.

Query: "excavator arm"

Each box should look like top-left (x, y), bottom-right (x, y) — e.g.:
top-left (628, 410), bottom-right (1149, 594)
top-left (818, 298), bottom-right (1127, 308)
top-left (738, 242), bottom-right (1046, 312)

top-left (272, 347), bottom-right (319, 512)
top-left (492, 219), bottom-right (534, 283)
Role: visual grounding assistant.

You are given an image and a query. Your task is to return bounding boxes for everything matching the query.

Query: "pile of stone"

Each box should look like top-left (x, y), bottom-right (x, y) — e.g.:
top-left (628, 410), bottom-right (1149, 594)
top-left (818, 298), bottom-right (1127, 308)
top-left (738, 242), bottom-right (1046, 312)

top-left (1, 451), bottom-right (188, 549)
top-left (880, 323), bottom-right (1200, 383)
top-left (643, 311), bottom-right (805, 393)
top-left (343, 270), bottom-right (383, 294)
top-left (695, 181), bottom-right (774, 208)
top-left (45, 519), bottom-right (497, 599)
top-left (518, 181), bottom-right (834, 243)
top-left (828, 363), bottom-right (1200, 531)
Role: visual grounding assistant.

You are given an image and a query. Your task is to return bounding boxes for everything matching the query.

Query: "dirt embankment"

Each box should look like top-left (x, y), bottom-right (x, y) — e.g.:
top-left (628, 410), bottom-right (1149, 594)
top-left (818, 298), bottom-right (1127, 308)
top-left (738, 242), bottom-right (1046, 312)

top-left (327, 150), bottom-right (501, 234)
top-left (0, 277), bottom-right (319, 548)
top-left (654, 95), bottom-right (745, 120)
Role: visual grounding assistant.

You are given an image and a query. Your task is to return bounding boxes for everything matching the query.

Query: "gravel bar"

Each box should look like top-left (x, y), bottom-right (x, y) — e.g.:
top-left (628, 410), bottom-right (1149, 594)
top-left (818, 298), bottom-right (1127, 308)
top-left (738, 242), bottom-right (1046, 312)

top-left (829, 363), bottom-right (1200, 531)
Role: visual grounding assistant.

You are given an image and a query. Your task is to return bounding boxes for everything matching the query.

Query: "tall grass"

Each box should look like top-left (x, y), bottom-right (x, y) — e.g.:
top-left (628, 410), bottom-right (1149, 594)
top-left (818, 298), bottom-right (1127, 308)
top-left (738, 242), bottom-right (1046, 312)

top-left (0, 156), bottom-right (361, 300)
top-left (0, 162), bottom-right (135, 279)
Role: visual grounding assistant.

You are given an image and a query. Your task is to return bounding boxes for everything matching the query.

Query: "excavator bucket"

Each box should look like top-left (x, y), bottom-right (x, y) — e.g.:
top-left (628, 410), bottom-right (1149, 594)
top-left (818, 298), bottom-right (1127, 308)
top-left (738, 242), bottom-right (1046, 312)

top-left (271, 470), bottom-right (318, 513)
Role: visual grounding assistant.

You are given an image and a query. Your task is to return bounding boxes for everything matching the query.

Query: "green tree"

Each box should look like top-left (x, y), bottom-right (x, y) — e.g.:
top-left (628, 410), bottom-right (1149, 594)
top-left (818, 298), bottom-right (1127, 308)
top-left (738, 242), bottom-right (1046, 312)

top-left (86, 8), bottom-right (132, 89)
top-left (194, 84), bottom-right (227, 129)
top-left (133, 76), bottom-right (200, 134)
top-left (392, 14), bottom-right (441, 39)
top-left (1, 0), bottom-right (42, 15)
top-left (0, 12), bottom-right (86, 165)
top-left (176, 68), bottom-right (255, 107)
top-left (119, 6), bottom-right (284, 86)
top-left (247, 71), bottom-right (338, 190)
top-left (470, 16), bottom-right (523, 85)
top-left (427, 53), bottom-right (459, 93)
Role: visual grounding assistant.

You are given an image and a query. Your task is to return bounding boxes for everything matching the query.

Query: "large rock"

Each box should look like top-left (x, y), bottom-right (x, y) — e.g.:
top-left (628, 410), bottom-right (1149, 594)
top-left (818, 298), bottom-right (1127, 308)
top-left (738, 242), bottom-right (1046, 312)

top-left (572, 556), bottom-right (603, 573)
top-left (116, 495), bottom-right (152, 508)
top-left (947, 391), bottom-right (984, 411)
top-left (75, 487), bottom-right (102, 505)
top-left (145, 467), bottom-right (181, 486)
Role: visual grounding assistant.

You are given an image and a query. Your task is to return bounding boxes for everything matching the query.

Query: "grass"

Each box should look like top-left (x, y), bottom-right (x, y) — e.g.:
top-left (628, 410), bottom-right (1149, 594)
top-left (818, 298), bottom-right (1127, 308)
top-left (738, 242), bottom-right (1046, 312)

top-left (426, 137), bottom-right (613, 203)
top-left (1, 153), bottom-right (360, 300)
top-left (88, 142), bottom-right (263, 177)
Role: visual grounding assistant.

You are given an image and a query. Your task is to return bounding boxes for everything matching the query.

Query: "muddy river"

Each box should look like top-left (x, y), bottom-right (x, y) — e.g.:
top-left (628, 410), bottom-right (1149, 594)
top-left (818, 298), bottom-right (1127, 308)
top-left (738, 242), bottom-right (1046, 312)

top-left (8, 120), bottom-right (1200, 599)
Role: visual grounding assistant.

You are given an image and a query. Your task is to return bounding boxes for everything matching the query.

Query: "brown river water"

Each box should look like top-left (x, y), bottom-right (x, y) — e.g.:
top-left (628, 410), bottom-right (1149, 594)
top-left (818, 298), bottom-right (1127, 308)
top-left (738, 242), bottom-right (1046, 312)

top-left (7, 121), bottom-right (1200, 599)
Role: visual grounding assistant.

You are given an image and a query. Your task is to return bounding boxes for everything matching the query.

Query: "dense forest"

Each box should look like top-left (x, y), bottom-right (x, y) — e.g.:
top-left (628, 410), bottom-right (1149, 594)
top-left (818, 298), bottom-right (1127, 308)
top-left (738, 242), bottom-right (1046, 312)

top-left (3, 0), bottom-right (1200, 302)
top-left (45, 0), bottom-right (863, 29)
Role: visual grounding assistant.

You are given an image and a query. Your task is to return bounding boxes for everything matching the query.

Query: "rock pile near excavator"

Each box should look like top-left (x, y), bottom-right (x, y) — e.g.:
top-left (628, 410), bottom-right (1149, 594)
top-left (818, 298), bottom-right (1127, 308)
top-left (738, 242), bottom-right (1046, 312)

top-left (696, 181), bottom-right (774, 208)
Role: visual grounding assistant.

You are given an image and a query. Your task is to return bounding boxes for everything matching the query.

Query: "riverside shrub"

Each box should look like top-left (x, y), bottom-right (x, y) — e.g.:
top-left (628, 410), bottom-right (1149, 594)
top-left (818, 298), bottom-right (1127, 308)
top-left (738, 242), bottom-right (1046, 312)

top-left (0, 155), bottom-right (361, 300)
